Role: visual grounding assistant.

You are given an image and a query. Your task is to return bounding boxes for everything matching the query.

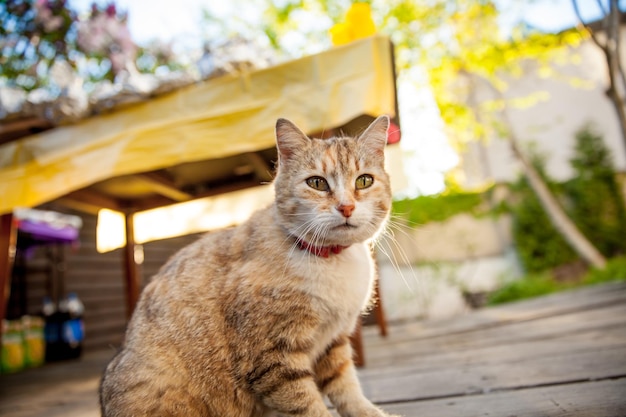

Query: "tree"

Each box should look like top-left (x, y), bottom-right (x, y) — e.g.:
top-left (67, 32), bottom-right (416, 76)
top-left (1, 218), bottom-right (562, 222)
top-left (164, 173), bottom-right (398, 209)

top-left (253, 0), bottom-right (608, 268)
top-left (0, 1), bottom-right (182, 89)
top-left (572, 0), bottom-right (626, 155)
top-left (0, 0), bottom-right (77, 90)
top-left (427, 2), bottom-right (607, 268)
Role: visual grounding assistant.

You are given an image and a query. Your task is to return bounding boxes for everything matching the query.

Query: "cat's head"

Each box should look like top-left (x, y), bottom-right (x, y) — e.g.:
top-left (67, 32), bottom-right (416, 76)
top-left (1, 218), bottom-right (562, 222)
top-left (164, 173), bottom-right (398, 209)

top-left (273, 116), bottom-right (392, 247)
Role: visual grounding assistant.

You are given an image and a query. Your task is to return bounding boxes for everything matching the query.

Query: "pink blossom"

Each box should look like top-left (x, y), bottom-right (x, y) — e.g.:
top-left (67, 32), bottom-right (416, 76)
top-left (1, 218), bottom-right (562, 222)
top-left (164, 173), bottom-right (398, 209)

top-left (105, 3), bottom-right (117, 17)
top-left (33, 0), bottom-right (64, 33)
top-left (76, 4), bottom-right (136, 74)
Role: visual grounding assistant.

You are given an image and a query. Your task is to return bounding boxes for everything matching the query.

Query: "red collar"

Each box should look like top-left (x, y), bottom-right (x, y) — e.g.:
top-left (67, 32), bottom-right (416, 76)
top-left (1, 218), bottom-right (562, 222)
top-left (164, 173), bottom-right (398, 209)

top-left (297, 239), bottom-right (350, 258)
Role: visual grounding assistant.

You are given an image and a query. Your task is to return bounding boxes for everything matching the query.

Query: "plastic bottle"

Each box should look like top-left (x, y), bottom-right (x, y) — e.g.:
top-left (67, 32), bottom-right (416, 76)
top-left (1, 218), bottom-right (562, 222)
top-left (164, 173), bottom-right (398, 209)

top-left (42, 296), bottom-right (62, 362)
top-left (42, 296), bottom-right (55, 317)
top-left (67, 293), bottom-right (84, 317)
top-left (21, 315), bottom-right (45, 368)
top-left (1, 320), bottom-right (25, 373)
top-left (62, 293), bottom-right (84, 359)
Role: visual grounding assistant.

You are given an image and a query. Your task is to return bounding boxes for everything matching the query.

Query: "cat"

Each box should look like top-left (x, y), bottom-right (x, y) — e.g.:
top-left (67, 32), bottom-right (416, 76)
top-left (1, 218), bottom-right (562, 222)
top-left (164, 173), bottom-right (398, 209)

top-left (99, 115), bottom-right (399, 417)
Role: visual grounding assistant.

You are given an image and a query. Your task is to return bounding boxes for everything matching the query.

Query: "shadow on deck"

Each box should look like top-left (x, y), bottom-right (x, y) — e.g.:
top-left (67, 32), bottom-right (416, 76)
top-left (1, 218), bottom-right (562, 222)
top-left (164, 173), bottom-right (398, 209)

top-left (2, 282), bottom-right (626, 417)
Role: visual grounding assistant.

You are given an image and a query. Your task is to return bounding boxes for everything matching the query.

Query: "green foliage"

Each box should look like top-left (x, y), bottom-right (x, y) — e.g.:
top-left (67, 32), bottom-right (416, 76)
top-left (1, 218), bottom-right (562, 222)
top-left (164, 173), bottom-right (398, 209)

top-left (0, 0), bottom-right (77, 90)
top-left (563, 125), bottom-right (626, 257)
top-left (508, 152), bottom-right (577, 272)
top-left (489, 256), bottom-right (626, 305)
top-left (583, 256), bottom-right (626, 285)
top-left (1, 1), bottom-right (185, 90)
top-left (511, 194), bottom-right (578, 273)
top-left (424, 2), bottom-right (585, 149)
top-left (487, 272), bottom-right (568, 305)
top-left (392, 189), bottom-right (484, 226)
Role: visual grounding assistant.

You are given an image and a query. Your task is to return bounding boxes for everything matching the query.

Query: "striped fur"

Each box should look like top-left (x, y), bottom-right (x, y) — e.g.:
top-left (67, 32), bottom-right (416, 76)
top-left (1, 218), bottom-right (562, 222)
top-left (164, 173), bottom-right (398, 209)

top-left (99, 116), bottom-right (399, 417)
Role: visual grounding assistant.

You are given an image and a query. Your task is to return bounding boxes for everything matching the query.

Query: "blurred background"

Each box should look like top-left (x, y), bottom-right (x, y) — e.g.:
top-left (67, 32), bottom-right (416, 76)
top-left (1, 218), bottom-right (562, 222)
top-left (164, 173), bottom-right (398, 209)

top-left (1, 0), bottom-right (626, 368)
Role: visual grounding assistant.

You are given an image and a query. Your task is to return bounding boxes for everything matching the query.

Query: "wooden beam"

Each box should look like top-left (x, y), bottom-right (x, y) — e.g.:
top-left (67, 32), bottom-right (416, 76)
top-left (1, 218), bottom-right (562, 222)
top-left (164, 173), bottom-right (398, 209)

top-left (0, 117), bottom-right (54, 146)
top-left (190, 179), bottom-right (266, 202)
top-left (132, 179), bottom-right (263, 212)
top-left (136, 172), bottom-right (193, 202)
top-left (60, 189), bottom-right (124, 214)
top-left (244, 152), bottom-right (274, 183)
top-left (122, 213), bottom-right (142, 320)
top-left (0, 213), bottom-right (17, 346)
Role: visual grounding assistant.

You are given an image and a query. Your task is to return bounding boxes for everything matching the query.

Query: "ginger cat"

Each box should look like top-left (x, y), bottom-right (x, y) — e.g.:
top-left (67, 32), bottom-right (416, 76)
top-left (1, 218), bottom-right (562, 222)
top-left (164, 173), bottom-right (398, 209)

top-left (100, 115), bottom-right (398, 417)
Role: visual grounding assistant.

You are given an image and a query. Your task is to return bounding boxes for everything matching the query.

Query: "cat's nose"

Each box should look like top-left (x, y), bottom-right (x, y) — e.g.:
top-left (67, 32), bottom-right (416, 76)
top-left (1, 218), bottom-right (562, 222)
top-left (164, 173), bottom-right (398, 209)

top-left (337, 203), bottom-right (355, 218)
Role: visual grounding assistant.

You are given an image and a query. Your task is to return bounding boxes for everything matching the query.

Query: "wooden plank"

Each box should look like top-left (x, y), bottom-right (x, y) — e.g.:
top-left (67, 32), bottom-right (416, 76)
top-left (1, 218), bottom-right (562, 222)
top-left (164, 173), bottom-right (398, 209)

top-left (361, 323), bottom-right (626, 378)
top-left (363, 303), bottom-right (626, 368)
top-left (372, 378), bottom-right (626, 417)
top-left (358, 344), bottom-right (626, 404)
top-left (1, 281), bottom-right (625, 417)
top-left (0, 350), bottom-right (112, 417)
top-left (364, 282), bottom-right (626, 345)
top-left (353, 285), bottom-right (626, 405)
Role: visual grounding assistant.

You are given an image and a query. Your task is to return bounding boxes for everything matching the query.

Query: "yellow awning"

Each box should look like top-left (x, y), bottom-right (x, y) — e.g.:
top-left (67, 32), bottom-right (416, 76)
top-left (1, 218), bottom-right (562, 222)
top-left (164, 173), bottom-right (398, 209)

top-left (0, 35), bottom-right (396, 215)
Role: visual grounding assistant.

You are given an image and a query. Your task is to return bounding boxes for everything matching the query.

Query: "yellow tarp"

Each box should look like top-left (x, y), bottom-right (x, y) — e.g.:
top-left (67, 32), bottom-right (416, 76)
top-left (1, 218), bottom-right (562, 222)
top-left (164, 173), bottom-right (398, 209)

top-left (0, 36), bottom-right (396, 215)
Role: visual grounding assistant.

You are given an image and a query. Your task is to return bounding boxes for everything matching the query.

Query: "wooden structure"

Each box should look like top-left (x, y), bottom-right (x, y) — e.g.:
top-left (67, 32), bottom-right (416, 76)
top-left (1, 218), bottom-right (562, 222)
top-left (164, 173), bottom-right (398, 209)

top-left (1, 282), bottom-right (625, 416)
top-left (0, 36), bottom-right (399, 343)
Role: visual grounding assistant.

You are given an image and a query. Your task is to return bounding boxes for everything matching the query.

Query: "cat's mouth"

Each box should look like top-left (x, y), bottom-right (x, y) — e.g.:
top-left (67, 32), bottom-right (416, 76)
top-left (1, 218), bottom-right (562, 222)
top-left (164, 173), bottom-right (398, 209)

top-left (335, 222), bottom-right (358, 229)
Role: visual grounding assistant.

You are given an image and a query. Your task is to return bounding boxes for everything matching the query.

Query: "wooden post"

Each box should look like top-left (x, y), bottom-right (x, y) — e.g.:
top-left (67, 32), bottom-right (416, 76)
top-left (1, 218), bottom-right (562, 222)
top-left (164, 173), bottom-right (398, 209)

top-left (123, 212), bottom-right (141, 320)
top-left (0, 213), bottom-right (17, 345)
top-left (373, 279), bottom-right (388, 337)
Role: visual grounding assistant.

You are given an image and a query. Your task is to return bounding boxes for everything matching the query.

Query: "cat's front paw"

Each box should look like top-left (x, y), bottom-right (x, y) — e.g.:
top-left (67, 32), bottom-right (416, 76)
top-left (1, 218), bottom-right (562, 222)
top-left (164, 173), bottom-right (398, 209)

top-left (346, 406), bottom-right (401, 417)
top-left (369, 411), bottom-right (402, 417)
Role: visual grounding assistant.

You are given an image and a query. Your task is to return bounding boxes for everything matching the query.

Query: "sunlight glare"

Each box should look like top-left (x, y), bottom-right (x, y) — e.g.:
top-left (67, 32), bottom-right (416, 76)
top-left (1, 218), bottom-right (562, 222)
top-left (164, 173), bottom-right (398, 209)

top-left (96, 209), bottom-right (126, 253)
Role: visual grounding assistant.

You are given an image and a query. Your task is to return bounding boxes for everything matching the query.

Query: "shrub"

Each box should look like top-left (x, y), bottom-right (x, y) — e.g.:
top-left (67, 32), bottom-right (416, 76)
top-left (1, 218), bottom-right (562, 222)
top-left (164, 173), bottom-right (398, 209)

top-left (583, 256), bottom-right (626, 284)
top-left (564, 125), bottom-right (626, 257)
top-left (508, 152), bottom-right (577, 273)
top-left (489, 256), bottom-right (626, 305)
top-left (487, 272), bottom-right (568, 305)
top-left (392, 189), bottom-right (484, 226)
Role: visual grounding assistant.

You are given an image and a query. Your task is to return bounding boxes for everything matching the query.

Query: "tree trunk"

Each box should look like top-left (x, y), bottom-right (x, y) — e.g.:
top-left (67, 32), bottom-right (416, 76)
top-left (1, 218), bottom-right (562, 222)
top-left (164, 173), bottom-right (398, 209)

top-left (466, 67), bottom-right (608, 269)
top-left (572, 0), bottom-right (626, 157)
top-left (509, 139), bottom-right (607, 269)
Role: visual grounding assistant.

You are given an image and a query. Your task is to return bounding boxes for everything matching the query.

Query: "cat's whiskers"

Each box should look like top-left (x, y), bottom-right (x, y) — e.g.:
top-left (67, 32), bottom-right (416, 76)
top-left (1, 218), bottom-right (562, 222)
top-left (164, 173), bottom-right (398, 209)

top-left (374, 216), bottom-right (428, 298)
top-left (278, 217), bottom-right (321, 281)
top-left (304, 222), bottom-right (330, 271)
top-left (279, 212), bottom-right (340, 278)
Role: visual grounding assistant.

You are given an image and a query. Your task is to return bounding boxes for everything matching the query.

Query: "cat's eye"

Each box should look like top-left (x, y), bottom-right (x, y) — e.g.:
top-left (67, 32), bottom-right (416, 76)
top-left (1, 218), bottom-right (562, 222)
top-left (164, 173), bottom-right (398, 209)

top-left (306, 176), bottom-right (330, 191)
top-left (355, 174), bottom-right (374, 190)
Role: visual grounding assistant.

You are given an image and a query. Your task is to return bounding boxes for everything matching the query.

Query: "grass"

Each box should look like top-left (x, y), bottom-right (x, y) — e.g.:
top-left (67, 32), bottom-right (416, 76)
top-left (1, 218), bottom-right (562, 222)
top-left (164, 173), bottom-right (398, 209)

top-left (487, 256), bottom-right (626, 305)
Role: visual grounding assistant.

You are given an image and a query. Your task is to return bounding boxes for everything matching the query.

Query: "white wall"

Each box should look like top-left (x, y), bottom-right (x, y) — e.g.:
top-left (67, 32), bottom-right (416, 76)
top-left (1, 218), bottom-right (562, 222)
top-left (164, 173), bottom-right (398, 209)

top-left (376, 249), bottom-right (522, 322)
top-left (460, 34), bottom-right (626, 187)
top-left (375, 214), bottom-right (521, 322)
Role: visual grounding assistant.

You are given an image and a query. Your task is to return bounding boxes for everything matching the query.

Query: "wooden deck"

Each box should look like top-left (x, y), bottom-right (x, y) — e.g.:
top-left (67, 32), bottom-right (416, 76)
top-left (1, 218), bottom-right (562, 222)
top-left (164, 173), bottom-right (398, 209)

top-left (1, 281), bottom-right (625, 417)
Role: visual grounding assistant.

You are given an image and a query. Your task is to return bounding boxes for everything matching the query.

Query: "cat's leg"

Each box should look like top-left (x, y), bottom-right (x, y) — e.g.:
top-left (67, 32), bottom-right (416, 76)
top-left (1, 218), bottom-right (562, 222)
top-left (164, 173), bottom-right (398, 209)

top-left (246, 351), bottom-right (333, 417)
top-left (315, 336), bottom-right (400, 417)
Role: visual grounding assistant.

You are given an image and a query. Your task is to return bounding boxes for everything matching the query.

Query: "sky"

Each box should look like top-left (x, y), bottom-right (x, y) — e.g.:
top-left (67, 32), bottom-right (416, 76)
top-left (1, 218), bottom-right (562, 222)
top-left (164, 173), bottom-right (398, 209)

top-left (67, 0), bottom-right (610, 196)
top-left (68, 0), bottom-right (609, 47)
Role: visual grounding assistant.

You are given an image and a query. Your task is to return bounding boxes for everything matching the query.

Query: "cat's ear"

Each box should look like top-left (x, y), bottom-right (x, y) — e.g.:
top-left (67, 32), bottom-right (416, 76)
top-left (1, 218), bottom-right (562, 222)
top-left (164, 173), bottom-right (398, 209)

top-left (358, 115), bottom-right (389, 157)
top-left (275, 118), bottom-right (310, 160)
